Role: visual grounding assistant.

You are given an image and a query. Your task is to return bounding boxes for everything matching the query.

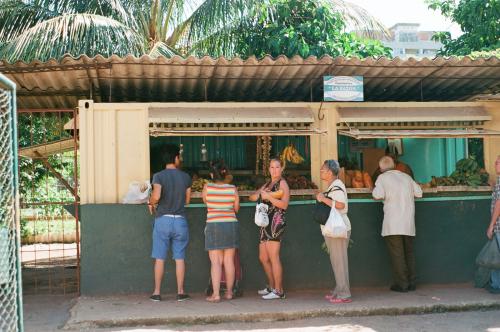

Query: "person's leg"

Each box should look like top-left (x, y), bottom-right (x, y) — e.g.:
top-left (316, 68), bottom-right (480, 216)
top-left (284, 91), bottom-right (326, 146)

top-left (153, 259), bottom-right (165, 295)
top-left (151, 217), bottom-right (169, 296)
top-left (327, 234), bottom-right (351, 299)
top-left (208, 250), bottom-right (223, 300)
top-left (384, 235), bottom-right (409, 290)
top-left (259, 242), bottom-right (275, 289)
top-left (172, 217), bottom-right (189, 295)
top-left (267, 241), bottom-right (283, 293)
top-left (174, 259), bottom-right (185, 294)
top-left (403, 236), bottom-right (416, 289)
top-left (223, 248), bottom-right (236, 299)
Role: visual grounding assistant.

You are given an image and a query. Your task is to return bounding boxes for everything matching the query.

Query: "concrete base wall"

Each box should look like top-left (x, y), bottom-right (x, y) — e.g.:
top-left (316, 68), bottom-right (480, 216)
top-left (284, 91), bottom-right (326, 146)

top-left (80, 199), bottom-right (490, 295)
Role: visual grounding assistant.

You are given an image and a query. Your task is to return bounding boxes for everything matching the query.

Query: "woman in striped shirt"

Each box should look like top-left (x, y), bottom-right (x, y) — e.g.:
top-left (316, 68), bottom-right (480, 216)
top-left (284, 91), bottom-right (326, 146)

top-left (202, 160), bottom-right (240, 302)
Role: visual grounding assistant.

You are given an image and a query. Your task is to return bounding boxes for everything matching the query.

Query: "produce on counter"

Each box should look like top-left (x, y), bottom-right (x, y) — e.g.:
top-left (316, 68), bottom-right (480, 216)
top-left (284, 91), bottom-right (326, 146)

top-left (363, 171), bottom-right (374, 189)
top-left (191, 177), bottom-right (209, 192)
top-left (429, 157), bottom-right (489, 187)
top-left (344, 170), bottom-right (373, 189)
top-left (284, 175), bottom-right (318, 190)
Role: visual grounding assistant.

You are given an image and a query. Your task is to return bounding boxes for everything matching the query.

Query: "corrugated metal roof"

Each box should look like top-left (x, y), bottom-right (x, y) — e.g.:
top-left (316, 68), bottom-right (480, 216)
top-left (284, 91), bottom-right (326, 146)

top-left (1, 54), bottom-right (499, 109)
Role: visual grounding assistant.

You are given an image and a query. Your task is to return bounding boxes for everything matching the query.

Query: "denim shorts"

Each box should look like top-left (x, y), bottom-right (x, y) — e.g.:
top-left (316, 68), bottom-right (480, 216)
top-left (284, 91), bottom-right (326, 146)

top-left (204, 222), bottom-right (239, 251)
top-left (152, 215), bottom-right (189, 260)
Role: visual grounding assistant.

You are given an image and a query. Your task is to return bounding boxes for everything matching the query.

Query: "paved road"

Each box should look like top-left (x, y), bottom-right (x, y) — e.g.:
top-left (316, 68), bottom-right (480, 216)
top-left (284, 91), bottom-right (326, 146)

top-left (97, 311), bottom-right (500, 332)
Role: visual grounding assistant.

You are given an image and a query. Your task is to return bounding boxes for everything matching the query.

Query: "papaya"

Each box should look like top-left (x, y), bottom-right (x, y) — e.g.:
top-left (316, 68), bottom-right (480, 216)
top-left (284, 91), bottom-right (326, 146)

top-left (345, 174), bottom-right (352, 188)
top-left (353, 170), bottom-right (363, 182)
top-left (395, 162), bottom-right (413, 178)
top-left (363, 172), bottom-right (373, 189)
top-left (352, 179), bottom-right (364, 188)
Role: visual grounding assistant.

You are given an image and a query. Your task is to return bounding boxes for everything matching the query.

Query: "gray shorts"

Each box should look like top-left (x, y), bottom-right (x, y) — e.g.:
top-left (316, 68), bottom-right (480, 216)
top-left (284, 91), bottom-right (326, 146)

top-left (204, 222), bottom-right (239, 251)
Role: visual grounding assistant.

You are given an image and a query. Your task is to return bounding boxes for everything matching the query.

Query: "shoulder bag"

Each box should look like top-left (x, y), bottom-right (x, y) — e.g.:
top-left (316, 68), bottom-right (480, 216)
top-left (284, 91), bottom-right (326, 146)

top-left (313, 186), bottom-right (343, 225)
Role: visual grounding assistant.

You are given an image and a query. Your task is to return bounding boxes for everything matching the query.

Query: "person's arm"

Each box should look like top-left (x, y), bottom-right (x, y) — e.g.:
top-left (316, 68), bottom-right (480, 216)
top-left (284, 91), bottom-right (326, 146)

top-left (316, 192), bottom-right (345, 209)
top-left (185, 187), bottom-right (192, 206)
top-left (487, 200), bottom-right (500, 240)
top-left (201, 184), bottom-right (207, 205)
top-left (260, 180), bottom-right (290, 210)
top-left (234, 187), bottom-right (240, 213)
top-left (249, 185), bottom-right (265, 202)
top-left (413, 180), bottom-right (423, 198)
top-left (372, 178), bottom-right (385, 200)
top-left (148, 183), bottom-right (161, 215)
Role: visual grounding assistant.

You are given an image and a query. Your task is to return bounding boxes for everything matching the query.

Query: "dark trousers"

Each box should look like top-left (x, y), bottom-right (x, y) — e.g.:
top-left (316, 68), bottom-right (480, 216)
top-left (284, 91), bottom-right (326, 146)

top-left (384, 235), bottom-right (416, 289)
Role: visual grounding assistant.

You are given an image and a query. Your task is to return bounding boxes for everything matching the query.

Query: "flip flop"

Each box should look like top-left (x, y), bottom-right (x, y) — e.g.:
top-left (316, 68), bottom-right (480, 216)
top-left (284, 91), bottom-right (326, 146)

top-left (324, 294), bottom-right (337, 300)
top-left (206, 296), bottom-right (221, 303)
top-left (329, 297), bottom-right (352, 304)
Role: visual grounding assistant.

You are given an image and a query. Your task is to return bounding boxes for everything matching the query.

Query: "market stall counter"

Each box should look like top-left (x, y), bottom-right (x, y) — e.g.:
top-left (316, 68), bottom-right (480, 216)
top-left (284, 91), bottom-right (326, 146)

top-left (79, 191), bottom-right (491, 295)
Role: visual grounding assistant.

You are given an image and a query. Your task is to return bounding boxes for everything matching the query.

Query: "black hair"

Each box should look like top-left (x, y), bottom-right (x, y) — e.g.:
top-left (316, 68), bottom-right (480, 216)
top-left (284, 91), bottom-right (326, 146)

top-left (209, 159), bottom-right (228, 181)
top-left (161, 144), bottom-right (180, 165)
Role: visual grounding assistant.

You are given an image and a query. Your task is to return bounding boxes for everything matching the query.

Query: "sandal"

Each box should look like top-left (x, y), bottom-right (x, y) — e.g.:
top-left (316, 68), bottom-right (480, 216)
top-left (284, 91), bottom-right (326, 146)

top-left (206, 296), bottom-right (221, 303)
top-left (329, 297), bottom-right (352, 304)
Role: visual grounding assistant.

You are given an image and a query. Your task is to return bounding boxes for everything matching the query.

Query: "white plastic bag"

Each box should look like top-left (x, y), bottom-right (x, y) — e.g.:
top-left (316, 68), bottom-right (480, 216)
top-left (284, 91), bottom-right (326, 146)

top-left (122, 181), bottom-right (151, 204)
top-left (254, 203), bottom-right (269, 227)
top-left (321, 205), bottom-right (347, 239)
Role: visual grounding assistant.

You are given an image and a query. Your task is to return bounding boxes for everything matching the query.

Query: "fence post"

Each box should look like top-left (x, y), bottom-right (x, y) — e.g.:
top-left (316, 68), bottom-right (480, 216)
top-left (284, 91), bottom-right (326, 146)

top-left (0, 72), bottom-right (23, 332)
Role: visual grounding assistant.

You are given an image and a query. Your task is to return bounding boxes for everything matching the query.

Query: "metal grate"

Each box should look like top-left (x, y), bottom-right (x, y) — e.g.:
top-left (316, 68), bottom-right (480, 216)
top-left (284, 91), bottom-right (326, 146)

top-left (0, 79), bottom-right (23, 331)
top-left (18, 110), bottom-right (79, 296)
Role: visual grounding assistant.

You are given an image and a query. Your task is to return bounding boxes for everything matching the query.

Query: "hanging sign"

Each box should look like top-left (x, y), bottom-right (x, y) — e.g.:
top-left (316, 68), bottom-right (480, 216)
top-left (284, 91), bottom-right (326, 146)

top-left (324, 76), bottom-right (364, 101)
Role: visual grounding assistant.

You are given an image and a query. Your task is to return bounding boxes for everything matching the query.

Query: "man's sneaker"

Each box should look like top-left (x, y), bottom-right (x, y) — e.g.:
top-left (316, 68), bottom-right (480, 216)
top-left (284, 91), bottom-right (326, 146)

top-left (176, 293), bottom-right (191, 302)
top-left (257, 287), bottom-right (272, 295)
top-left (149, 294), bottom-right (161, 302)
top-left (262, 289), bottom-right (286, 300)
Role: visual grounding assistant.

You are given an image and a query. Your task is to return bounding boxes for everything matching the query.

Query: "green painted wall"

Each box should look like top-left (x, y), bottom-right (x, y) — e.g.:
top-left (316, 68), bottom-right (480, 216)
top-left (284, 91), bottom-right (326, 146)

top-left (80, 198), bottom-right (491, 295)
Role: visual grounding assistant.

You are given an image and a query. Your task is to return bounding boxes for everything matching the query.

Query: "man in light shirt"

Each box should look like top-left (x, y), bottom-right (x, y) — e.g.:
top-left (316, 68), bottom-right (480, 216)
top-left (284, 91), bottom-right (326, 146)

top-left (372, 156), bottom-right (423, 292)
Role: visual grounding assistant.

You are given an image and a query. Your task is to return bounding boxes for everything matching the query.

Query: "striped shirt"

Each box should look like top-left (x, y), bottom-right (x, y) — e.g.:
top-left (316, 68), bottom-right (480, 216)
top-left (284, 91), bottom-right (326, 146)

top-left (206, 183), bottom-right (237, 223)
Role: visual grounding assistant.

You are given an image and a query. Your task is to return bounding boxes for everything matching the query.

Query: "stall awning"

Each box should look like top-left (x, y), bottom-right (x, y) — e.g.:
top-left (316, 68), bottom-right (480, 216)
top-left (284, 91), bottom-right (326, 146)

top-left (337, 105), bottom-right (491, 128)
top-left (149, 106), bottom-right (322, 136)
top-left (339, 128), bottom-right (500, 139)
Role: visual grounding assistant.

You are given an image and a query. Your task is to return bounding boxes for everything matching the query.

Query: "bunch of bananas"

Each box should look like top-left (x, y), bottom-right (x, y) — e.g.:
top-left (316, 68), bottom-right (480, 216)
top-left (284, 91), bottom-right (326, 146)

top-left (280, 144), bottom-right (305, 167)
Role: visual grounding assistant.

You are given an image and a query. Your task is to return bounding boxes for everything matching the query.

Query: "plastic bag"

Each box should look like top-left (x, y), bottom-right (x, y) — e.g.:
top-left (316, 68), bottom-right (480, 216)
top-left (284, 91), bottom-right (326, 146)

top-left (321, 205), bottom-right (347, 239)
top-left (475, 235), bottom-right (500, 269)
top-left (254, 203), bottom-right (269, 227)
top-left (122, 181), bottom-right (151, 204)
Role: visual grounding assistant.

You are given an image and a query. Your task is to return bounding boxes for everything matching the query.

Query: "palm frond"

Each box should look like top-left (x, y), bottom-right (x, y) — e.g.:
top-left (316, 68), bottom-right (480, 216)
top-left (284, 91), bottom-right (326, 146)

top-left (170, 0), bottom-right (255, 50)
top-left (0, 0), bottom-right (136, 43)
top-left (323, 0), bottom-right (390, 39)
top-left (148, 41), bottom-right (181, 57)
top-left (0, 0), bottom-right (61, 43)
top-left (0, 13), bottom-right (146, 62)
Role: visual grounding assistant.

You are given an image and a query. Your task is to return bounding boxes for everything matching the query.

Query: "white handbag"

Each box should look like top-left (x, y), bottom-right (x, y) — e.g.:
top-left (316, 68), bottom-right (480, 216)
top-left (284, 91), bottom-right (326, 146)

top-left (321, 204), bottom-right (348, 239)
top-left (254, 202), bottom-right (269, 227)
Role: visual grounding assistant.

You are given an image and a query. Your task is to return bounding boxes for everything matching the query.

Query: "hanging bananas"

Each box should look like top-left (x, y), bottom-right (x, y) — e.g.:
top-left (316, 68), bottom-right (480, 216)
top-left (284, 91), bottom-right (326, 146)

top-left (280, 144), bottom-right (305, 166)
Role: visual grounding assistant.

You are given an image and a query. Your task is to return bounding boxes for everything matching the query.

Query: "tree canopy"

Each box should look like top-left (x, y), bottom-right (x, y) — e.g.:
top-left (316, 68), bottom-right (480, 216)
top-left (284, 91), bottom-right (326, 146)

top-left (189, 0), bottom-right (391, 58)
top-left (426, 0), bottom-right (500, 56)
top-left (0, 0), bottom-right (391, 61)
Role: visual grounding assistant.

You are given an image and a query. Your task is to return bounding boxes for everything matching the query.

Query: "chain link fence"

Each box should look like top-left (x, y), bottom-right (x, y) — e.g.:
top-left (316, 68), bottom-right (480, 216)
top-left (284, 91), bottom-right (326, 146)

top-left (0, 74), bottom-right (23, 331)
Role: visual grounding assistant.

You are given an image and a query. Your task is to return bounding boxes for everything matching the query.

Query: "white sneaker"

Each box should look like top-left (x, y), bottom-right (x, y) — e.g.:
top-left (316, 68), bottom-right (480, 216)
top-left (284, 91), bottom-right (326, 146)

top-left (257, 287), bottom-right (272, 295)
top-left (262, 290), bottom-right (286, 300)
